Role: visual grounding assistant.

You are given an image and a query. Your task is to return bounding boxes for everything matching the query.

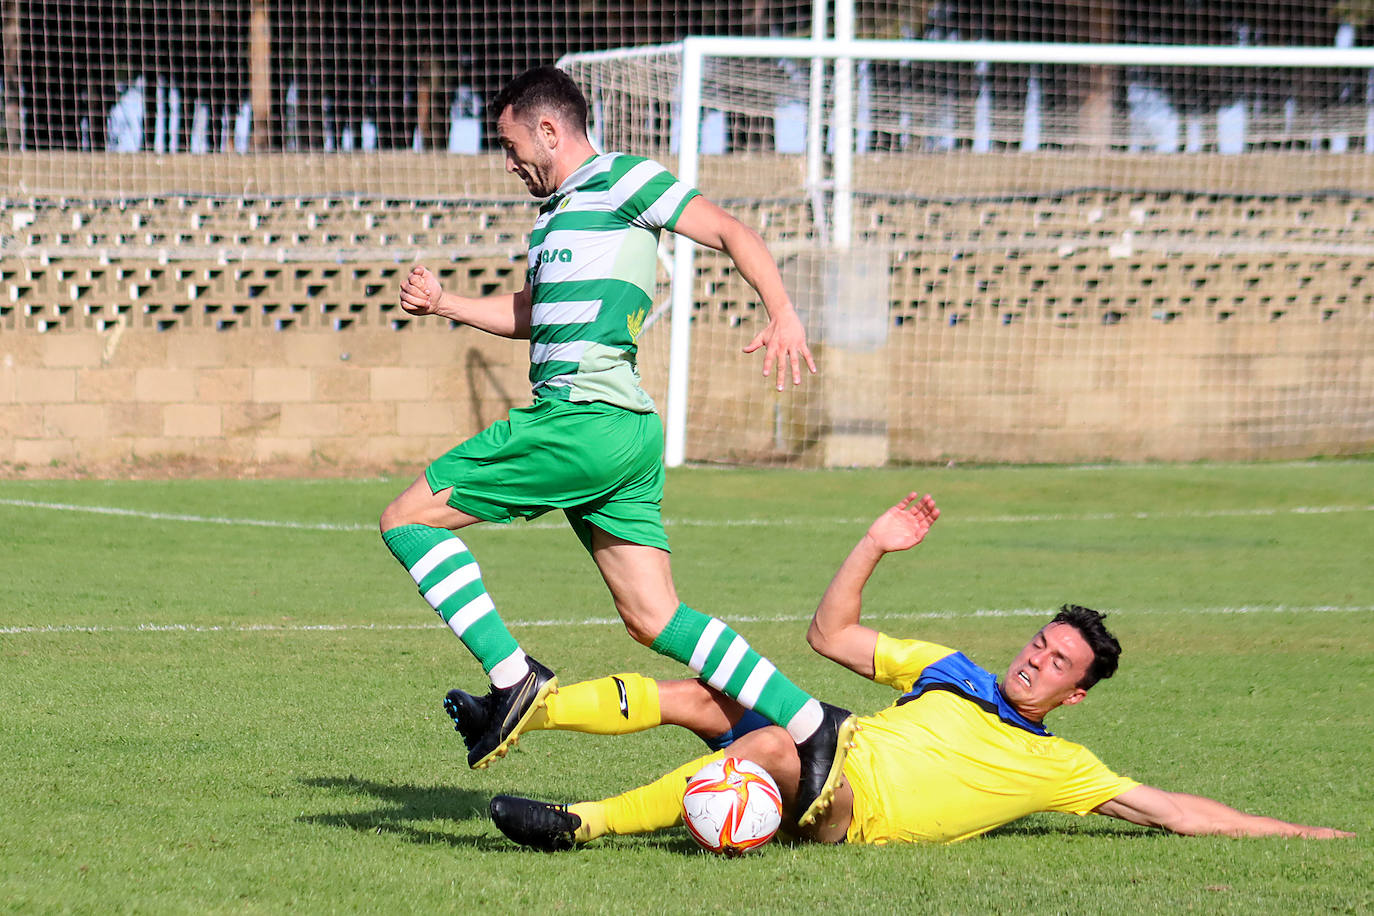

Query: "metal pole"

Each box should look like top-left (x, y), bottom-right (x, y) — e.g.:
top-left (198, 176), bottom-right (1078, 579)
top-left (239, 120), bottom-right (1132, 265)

top-left (587, 37), bottom-right (1374, 69)
top-left (832, 0), bottom-right (854, 250)
top-left (805, 0), bottom-right (828, 201)
top-left (249, 0), bottom-right (273, 150)
top-left (2, 0), bottom-right (21, 150)
top-left (664, 40), bottom-right (704, 468)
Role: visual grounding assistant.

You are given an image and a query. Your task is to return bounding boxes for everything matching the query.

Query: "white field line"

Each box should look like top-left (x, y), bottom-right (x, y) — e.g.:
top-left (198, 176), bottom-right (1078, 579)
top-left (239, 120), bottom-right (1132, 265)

top-left (2, 604), bottom-right (1371, 636)
top-left (1, 497), bottom-right (1372, 533)
top-left (0, 498), bottom-right (373, 531)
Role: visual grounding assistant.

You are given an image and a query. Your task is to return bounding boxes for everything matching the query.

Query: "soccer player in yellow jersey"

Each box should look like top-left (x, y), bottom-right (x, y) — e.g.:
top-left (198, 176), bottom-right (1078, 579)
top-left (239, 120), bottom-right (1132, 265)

top-left (478, 492), bottom-right (1353, 849)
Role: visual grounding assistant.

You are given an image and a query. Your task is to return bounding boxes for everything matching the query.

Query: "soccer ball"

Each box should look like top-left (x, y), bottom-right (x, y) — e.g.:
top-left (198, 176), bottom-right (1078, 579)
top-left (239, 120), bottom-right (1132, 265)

top-left (681, 756), bottom-right (784, 855)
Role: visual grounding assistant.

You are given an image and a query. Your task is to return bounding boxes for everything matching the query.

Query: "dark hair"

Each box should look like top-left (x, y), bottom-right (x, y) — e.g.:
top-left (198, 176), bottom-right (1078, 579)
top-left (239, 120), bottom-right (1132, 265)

top-left (491, 66), bottom-right (588, 134)
top-left (1050, 604), bottom-right (1121, 689)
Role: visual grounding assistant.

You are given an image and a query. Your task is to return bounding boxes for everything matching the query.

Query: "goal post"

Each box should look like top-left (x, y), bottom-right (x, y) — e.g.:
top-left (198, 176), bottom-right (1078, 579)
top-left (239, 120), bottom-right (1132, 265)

top-left (560, 37), bottom-right (1374, 466)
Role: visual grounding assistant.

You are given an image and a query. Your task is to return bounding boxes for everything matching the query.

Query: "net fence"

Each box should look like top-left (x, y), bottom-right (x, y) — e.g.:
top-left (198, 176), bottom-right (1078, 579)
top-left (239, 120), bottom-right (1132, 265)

top-left (564, 41), bottom-right (1374, 464)
top-left (3, 2), bottom-right (1371, 189)
top-left (3, 2), bottom-right (1374, 466)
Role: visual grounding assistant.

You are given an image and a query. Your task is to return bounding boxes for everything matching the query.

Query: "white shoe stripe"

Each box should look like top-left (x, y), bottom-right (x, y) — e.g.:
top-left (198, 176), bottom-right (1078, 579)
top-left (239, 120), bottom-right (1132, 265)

top-left (688, 618), bottom-right (726, 672)
top-left (409, 537), bottom-right (468, 585)
top-left (705, 636), bottom-right (748, 691)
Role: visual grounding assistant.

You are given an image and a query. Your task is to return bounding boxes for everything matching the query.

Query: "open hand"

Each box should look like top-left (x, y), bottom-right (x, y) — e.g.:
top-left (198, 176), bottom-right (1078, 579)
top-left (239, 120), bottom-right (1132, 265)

top-left (1292, 825), bottom-right (1356, 839)
top-left (866, 492), bottom-right (939, 554)
top-left (743, 307), bottom-right (817, 390)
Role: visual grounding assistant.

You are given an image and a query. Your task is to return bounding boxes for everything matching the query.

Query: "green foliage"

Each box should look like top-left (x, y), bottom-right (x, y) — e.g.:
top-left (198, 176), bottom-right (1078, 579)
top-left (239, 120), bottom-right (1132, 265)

top-left (2, 463), bottom-right (1371, 913)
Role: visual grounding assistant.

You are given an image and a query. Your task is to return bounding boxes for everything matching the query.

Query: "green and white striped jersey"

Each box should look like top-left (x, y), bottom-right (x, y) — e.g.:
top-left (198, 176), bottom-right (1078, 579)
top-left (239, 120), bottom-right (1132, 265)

top-left (525, 152), bottom-right (699, 412)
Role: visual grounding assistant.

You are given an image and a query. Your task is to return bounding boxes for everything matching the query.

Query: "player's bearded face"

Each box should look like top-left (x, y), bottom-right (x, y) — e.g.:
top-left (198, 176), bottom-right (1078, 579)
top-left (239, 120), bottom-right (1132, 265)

top-left (497, 109), bottom-right (558, 198)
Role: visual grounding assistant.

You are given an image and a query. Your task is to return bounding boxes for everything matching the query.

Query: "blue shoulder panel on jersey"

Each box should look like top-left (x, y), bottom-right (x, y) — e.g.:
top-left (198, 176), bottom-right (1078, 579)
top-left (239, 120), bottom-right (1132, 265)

top-left (896, 651), bottom-right (1052, 737)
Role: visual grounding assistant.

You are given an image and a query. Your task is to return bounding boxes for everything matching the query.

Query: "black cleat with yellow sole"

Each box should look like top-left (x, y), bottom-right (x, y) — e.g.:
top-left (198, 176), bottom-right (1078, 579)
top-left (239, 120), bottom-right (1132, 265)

top-left (793, 702), bottom-right (859, 827)
top-left (462, 657), bottom-right (557, 769)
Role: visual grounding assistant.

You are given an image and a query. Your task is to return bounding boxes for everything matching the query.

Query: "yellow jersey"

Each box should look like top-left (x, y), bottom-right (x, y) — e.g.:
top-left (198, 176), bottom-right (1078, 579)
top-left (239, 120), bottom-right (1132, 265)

top-left (842, 634), bottom-right (1139, 845)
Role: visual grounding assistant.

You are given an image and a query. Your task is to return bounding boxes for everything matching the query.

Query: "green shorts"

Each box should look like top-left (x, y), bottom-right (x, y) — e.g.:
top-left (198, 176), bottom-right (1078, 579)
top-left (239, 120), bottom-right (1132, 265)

top-left (424, 398), bottom-right (669, 553)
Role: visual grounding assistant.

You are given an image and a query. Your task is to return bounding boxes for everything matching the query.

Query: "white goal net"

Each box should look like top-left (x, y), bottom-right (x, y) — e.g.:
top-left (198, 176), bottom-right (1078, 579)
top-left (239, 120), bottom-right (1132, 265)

top-left (4, 3), bottom-right (1374, 469)
top-left (561, 37), bottom-right (1374, 466)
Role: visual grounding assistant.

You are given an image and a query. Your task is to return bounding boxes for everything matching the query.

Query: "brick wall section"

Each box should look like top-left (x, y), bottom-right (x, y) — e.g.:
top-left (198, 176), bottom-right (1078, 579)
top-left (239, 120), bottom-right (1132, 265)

top-left (0, 326), bottom-right (539, 473)
top-left (2, 313), bottom-right (1371, 470)
top-left (675, 314), bottom-right (1374, 465)
top-left (3, 152), bottom-right (1373, 470)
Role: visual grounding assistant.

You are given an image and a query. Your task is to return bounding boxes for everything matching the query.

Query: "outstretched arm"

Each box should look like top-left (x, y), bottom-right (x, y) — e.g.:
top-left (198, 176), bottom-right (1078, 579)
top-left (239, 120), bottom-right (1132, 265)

top-left (806, 492), bottom-right (940, 678)
top-left (398, 265), bottom-right (533, 339)
top-left (1095, 785), bottom-right (1353, 839)
top-left (671, 196), bottom-right (816, 390)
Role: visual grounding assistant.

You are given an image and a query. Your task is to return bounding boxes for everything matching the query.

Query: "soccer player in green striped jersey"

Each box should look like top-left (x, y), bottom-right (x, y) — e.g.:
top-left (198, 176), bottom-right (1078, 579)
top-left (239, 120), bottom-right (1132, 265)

top-left (381, 65), bottom-right (846, 825)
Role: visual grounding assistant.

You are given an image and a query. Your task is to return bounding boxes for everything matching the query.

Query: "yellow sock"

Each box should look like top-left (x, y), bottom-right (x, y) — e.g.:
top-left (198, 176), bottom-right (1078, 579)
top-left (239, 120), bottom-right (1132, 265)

top-left (528, 673), bottom-right (661, 735)
top-left (570, 751), bottom-right (723, 842)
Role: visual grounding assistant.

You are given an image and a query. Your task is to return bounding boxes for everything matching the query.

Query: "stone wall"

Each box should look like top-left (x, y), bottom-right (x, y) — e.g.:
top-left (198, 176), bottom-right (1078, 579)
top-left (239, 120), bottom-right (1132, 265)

top-left (3, 151), bottom-right (1373, 472)
top-left (2, 306), bottom-right (1370, 472)
top-left (679, 314), bottom-right (1374, 466)
top-left (0, 326), bottom-right (543, 473)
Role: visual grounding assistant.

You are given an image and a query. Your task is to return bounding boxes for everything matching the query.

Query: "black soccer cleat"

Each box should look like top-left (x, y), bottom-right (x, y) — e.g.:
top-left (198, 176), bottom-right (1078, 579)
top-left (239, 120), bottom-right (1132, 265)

top-left (443, 687), bottom-right (491, 750)
top-left (793, 701), bottom-right (859, 827)
top-left (464, 657), bottom-right (557, 769)
top-left (490, 795), bottom-right (581, 852)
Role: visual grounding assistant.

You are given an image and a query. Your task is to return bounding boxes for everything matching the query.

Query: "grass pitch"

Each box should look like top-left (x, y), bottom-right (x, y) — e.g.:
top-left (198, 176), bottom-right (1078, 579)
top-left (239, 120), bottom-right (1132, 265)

top-left (2, 462), bottom-right (1372, 914)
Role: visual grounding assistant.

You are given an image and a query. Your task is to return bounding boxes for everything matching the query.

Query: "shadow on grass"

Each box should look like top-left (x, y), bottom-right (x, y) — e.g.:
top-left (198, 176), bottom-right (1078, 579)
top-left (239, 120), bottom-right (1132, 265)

top-left (985, 818), bottom-right (1158, 840)
top-left (298, 775), bottom-right (509, 849)
top-left (299, 775), bottom-right (725, 856)
top-left (620, 832), bottom-right (713, 856)
top-left (299, 775), bottom-right (1163, 852)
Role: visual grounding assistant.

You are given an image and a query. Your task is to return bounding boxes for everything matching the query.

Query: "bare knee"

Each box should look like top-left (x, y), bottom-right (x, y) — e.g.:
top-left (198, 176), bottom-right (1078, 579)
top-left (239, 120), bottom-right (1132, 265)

top-left (609, 589), bottom-right (676, 646)
top-left (380, 477), bottom-right (481, 533)
top-left (379, 498), bottom-right (407, 533)
top-left (625, 624), bottom-right (656, 647)
top-left (590, 535), bottom-right (679, 646)
top-left (731, 727), bottom-right (803, 808)
top-left (749, 726), bottom-right (796, 763)
top-left (732, 726), bottom-right (795, 771)
top-left (380, 496), bottom-right (427, 533)
top-left (380, 476), bottom-right (432, 533)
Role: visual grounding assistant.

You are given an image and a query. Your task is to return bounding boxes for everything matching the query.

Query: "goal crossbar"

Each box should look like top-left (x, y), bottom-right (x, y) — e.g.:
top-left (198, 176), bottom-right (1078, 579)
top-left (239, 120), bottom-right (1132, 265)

top-left (593, 37), bottom-right (1374, 69)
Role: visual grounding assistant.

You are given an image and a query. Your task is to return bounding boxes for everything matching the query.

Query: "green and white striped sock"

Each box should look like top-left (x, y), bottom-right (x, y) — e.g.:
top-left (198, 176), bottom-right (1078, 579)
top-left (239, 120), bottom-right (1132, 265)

top-left (382, 524), bottom-right (527, 687)
top-left (650, 603), bottom-right (822, 743)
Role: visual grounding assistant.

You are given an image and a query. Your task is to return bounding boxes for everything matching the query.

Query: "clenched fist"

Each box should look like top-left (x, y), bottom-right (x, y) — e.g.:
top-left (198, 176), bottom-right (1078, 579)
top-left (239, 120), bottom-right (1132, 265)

top-left (399, 265), bottom-right (443, 316)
